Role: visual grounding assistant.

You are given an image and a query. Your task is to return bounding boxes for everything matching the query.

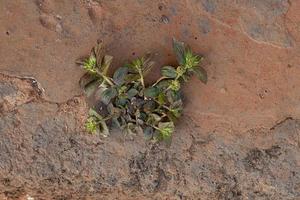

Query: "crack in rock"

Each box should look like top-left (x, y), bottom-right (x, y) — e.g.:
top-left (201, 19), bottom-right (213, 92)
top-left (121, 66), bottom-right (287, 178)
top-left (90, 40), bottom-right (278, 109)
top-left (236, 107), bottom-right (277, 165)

top-left (270, 117), bottom-right (294, 130)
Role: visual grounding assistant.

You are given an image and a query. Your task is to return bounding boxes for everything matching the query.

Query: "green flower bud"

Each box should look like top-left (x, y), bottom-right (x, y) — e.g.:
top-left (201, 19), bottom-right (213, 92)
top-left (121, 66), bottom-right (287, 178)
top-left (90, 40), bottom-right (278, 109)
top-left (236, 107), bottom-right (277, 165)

top-left (170, 80), bottom-right (180, 91)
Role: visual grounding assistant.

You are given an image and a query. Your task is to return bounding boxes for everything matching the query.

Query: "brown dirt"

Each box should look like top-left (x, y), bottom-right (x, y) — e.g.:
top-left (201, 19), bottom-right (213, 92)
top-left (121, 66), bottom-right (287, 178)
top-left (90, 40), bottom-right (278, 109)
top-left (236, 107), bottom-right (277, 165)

top-left (0, 0), bottom-right (300, 199)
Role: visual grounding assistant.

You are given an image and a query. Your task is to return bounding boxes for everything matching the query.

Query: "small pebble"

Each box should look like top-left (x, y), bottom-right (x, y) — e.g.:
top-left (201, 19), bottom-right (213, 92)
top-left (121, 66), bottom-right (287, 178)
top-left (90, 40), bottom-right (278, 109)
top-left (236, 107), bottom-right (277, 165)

top-left (55, 23), bottom-right (63, 33)
top-left (56, 14), bottom-right (62, 20)
top-left (220, 88), bottom-right (227, 94)
top-left (26, 195), bottom-right (34, 200)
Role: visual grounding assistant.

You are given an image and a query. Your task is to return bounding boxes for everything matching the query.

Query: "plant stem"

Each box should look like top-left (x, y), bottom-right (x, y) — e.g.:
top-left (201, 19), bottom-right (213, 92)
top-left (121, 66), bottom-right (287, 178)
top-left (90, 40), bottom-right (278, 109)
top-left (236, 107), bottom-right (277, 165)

top-left (164, 68), bottom-right (185, 91)
top-left (145, 122), bottom-right (159, 130)
top-left (138, 69), bottom-right (145, 89)
top-left (102, 75), bottom-right (114, 86)
top-left (153, 99), bottom-right (172, 111)
top-left (152, 76), bottom-right (170, 86)
top-left (96, 116), bottom-right (111, 123)
top-left (96, 69), bottom-right (114, 86)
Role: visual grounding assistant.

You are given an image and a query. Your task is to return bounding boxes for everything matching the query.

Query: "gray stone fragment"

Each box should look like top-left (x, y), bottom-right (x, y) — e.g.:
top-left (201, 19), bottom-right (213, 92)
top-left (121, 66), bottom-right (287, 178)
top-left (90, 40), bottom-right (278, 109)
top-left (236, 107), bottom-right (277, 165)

top-left (198, 17), bottom-right (211, 34)
top-left (201, 0), bottom-right (216, 13)
top-left (0, 82), bottom-right (17, 99)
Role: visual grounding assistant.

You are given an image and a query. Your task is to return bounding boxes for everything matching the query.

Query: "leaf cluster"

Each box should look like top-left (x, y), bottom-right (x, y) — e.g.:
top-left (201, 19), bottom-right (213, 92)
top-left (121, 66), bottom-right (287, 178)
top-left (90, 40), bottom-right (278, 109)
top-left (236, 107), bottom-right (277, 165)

top-left (78, 39), bottom-right (207, 140)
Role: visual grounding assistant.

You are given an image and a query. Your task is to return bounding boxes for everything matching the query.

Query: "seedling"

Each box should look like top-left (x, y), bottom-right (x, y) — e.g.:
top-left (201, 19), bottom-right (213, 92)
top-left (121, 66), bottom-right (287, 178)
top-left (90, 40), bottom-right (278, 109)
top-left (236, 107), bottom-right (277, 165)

top-left (78, 39), bottom-right (207, 141)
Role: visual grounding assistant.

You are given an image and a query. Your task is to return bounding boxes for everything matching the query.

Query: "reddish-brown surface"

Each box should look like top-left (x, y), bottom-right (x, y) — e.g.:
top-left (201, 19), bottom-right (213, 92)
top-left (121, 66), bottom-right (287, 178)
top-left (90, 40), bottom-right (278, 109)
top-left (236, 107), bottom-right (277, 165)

top-left (0, 0), bottom-right (300, 199)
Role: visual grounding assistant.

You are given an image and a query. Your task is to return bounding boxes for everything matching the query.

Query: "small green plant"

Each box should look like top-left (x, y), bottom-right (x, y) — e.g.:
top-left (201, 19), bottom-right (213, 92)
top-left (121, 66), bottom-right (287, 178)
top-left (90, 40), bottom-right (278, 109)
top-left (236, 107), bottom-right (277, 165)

top-left (78, 39), bottom-right (207, 140)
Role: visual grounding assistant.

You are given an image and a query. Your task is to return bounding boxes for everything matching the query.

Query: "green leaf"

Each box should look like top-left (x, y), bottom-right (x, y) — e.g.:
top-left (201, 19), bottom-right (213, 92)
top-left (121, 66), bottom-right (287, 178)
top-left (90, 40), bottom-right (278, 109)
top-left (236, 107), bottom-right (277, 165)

top-left (119, 117), bottom-right (126, 128)
top-left (144, 126), bottom-right (154, 140)
top-left (156, 80), bottom-right (171, 90)
top-left (113, 67), bottom-right (128, 85)
top-left (128, 58), bottom-right (143, 73)
top-left (118, 85), bottom-right (128, 94)
top-left (101, 55), bottom-right (113, 75)
top-left (172, 38), bottom-right (186, 65)
top-left (184, 49), bottom-right (201, 69)
top-left (83, 56), bottom-right (97, 74)
top-left (176, 66), bottom-right (185, 76)
top-left (143, 100), bottom-right (156, 112)
top-left (142, 53), bottom-right (155, 77)
top-left (161, 66), bottom-right (177, 78)
top-left (167, 111), bottom-right (178, 123)
top-left (127, 88), bottom-right (138, 98)
top-left (84, 81), bottom-right (99, 97)
top-left (170, 107), bottom-right (182, 118)
top-left (88, 108), bottom-right (103, 120)
top-left (93, 42), bottom-right (104, 68)
top-left (157, 93), bottom-right (166, 105)
top-left (94, 83), bottom-right (109, 100)
top-left (171, 100), bottom-right (183, 113)
top-left (115, 97), bottom-right (128, 107)
top-left (150, 113), bottom-right (162, 122)
top-left (125, 123), bottom-right (136, 135)
top-left (125, 74), bottom-right (139, 83)
top-left (144, 87), bottom-right (159, 98)
top-left (158, 121), bottom-right (174, 129)
top-left (79, 73), bottom-right (97, 88)
top-left (112, 117), bottom-right (121, 128)
top-left (112, 116), bottom-right (126, 129)
top-left (107, 103), bottom-right (121, 118)
top-left (170, 80), bottom-right (181, 91)
top-left (138, 112), bottom-right (147, 121)
top-left (86, 109), bottom-right (110, 137)
top-left (158, 121), bottom-right (175, 140)
top-left (79, 74), bottom-right (100, 97)
top-left (194, 66), bottom-right (208, 84)
top-left (135, 113), bottom-right (145, 126)
top-left (85, 117), bottom-right (98, 134)
top-left (166, 90), bottom-right (181, 104)
top-left (99, 120), bottom-right (109, 137)
top-left (101, 88), bottom-right (117, 104)
top-left (167, 100), bottom-right (183, 121)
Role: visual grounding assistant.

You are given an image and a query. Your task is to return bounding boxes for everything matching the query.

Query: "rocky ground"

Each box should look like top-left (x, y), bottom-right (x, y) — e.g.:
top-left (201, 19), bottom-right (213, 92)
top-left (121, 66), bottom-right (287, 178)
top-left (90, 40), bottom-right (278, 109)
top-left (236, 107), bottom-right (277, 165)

top-left (0, 0), bottom-right (300, 199)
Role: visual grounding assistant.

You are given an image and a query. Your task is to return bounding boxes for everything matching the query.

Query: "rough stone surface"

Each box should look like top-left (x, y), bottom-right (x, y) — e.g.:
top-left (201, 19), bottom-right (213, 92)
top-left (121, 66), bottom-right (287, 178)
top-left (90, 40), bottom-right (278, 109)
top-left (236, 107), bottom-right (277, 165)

top-left (0, 0), bottom-right (300, 199)
top-left (0, 74), bottom-right (299, 200)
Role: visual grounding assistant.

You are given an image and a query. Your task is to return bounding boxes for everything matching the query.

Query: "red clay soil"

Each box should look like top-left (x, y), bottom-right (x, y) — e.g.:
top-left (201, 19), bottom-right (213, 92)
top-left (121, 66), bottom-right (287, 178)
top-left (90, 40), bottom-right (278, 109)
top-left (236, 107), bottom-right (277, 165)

top-left (0, 0), bottom-right (300, 199)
